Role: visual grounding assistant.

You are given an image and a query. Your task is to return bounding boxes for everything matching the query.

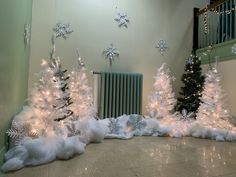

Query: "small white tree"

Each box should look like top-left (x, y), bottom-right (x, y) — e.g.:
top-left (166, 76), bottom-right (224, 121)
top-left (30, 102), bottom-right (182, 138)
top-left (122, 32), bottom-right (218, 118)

top-left (69, 52), bottom-right (96, 120)
top-left (147, 63), bottom-right (176, 119)
top-left (196, 65), bottom-right (233, 130)
top-left (8, 35), bottom-right (74, 141)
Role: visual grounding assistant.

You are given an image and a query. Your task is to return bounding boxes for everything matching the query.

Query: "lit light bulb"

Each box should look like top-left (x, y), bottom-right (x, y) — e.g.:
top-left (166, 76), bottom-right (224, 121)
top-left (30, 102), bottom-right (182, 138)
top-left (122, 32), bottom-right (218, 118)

top-left (41, 59), bottom-right (47, 66)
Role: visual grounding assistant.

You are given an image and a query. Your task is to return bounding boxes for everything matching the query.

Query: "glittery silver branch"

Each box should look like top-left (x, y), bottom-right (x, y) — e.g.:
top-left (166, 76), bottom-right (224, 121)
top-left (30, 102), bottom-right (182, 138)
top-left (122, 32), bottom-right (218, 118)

top-left (181, 109), bottom-right (195, 120)
top-left (76, 50), bottom-right (85, 69)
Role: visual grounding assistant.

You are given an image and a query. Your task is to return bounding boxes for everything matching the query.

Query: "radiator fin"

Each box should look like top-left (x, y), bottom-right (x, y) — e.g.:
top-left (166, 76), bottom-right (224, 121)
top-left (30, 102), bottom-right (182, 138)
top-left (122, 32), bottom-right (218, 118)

top-left (98, 72), bottom-right (143, 118)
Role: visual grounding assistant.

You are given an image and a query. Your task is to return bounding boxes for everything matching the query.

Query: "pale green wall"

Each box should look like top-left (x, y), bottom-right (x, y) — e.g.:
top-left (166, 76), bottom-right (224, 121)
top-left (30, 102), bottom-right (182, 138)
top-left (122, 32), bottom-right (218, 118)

top-left (29, 0), bottom-right (197, 115)
top-left (0, 0), bottom-right (32, 165)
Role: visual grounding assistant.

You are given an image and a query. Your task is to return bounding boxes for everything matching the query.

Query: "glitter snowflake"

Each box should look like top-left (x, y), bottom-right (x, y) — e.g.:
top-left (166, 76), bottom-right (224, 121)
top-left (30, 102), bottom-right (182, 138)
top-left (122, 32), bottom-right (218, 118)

top-left (6, 121), bottom-right (39, 145)
top-left (103, 43), bottom-right (119, 66)
top-left (53, 22), bottom-right (73, 39)
top-left (186, 57), bottom-right (194, 65)
top-left (232, 43), bottom-right (236, 54)
top-left (24, 24), bottom-right (31, 45)
top-left (127, 115), bottom-right (146, 131)
top-left (108, 118), bottom-right (122, 134)
top-left (155, 39), bottom-right (168, 55)
top-left (114, 11), bottom-right (129, 28)
top-left (66, 123), bottom-right (80, 137)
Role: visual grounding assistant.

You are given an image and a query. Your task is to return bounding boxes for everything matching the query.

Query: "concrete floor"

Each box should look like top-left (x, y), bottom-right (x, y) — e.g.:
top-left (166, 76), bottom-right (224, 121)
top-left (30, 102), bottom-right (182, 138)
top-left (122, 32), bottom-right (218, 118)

top-left (3, 137), bottom-right (236, 177)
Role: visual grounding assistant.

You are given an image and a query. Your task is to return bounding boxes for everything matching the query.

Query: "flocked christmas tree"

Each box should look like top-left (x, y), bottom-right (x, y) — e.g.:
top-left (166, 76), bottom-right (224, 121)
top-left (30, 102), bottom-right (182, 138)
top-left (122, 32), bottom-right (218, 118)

top-left (69, 51), bottom-right (96, 120)
top-left (175, 53), bottom-right (204, 117)
top-left (196, 63), bottom-right (233, 130)
top-left (32, 34), bottom-right (74, 124)
top-left (147, 63), bottom-right (176, 119)
top-left (7, 34), bottom-right (74, 143)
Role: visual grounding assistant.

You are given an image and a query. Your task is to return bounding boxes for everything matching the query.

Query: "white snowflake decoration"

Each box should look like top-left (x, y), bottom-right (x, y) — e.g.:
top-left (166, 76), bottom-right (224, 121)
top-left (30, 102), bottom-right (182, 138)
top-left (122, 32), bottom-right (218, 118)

top-left (114, 11), bottom-right (129, 28)
top-left (126, 115), bottom-right (147, 131)
top-left (232, 43), bottom-right (236, 54)
top-left (6, 121), bottom-right (39, 145)
top-left (103, 43), bottom-right (119, 66)
top-left (23, 24), bottom-right (31, 45)
top-left (108, 118), bottom-right (122, 134)
top-left (65, 123), bottom-right (80, 137)
top-left (155, 39), bottom-right (168, 55)
top-left (53, 22), bottom-right (73, 39)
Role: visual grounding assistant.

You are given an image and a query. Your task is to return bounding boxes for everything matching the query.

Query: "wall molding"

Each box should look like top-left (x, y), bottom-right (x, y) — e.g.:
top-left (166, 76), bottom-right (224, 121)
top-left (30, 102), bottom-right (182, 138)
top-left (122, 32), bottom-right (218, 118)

top-left (196, 39), bottom-right (236, 64)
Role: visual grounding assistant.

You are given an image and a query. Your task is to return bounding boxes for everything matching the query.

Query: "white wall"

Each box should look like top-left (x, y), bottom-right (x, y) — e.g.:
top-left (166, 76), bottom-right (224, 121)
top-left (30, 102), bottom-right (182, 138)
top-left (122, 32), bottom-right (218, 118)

top-left (29, 0), bottom-right (198, 115)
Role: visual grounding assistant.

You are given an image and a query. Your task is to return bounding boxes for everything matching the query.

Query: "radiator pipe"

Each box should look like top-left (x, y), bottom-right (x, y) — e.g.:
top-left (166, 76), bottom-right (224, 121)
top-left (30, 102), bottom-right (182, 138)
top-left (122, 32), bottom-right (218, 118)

top-left (92, 71), bottom-right (102, 74)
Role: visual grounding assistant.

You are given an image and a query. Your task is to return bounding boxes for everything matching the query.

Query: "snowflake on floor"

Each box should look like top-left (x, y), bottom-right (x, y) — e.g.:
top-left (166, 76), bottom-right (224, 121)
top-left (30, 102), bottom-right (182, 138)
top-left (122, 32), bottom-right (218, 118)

top-left (108, 118), bottom-right (122, 134)
top-left (127, 115), bottom-right (147, 131)
top-left (65, 123), bottom-right (80, 137)
top-left (114, 11), bottom-right (130, 28)
top-left (23, 24), bottom-right (31, 45)
top-left (103, 43), bottom-right (119, 66)
top-left (6, 121), bottom-right (39, 145)
top-left (232, 43), bottom-right (236, 54)
top-left (53, 22), bottom-right (73, 39)
top-left (155, 39), bottom-right (168, 55)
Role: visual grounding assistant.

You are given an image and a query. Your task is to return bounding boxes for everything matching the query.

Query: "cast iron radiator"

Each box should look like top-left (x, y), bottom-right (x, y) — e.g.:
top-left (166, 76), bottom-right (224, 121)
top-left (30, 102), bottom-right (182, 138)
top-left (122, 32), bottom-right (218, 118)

top-left (95, 72), bottom-right (143, 118)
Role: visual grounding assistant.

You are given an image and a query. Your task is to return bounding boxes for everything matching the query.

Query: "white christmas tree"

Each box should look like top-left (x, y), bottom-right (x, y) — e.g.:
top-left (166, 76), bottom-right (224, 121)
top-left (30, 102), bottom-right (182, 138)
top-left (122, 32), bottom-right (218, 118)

top-left (147, 63), bottom-right (176, 119)
top-left (196, 64), bottom-right (233, 130)
top-left (7, 35), bottom-right (74, 143)
top-left (69, 51), bottom-right (96, 120)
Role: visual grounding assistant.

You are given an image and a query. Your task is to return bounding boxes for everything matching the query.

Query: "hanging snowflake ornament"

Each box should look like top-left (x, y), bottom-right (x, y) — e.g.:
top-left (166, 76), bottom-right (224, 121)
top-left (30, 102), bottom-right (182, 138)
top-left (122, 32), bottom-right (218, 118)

top-left (76, 50), bottom-right (85, 69)
top-left (53, 22), bottom-right (73, 39)
top-left (103, 43), bottom-right (119, 66)
top-left (181, 109), bottom-right (195, 120)
top-left (6, 121), bottom-right (39, 145)
top-left (232, 43), bottom-right (236, 54)
top-left (108, 118), bottom-right (122, 134)
top-left (155, 39), bottom-right (168, 55)
top-left (23, 24), bottom-right (31, 45)
top-left (126, 115), bottom-right (147, 131)
top-left (114, 11), bottom-right (130, 28)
